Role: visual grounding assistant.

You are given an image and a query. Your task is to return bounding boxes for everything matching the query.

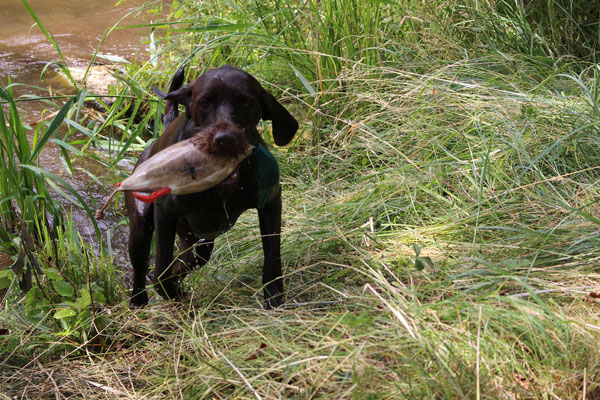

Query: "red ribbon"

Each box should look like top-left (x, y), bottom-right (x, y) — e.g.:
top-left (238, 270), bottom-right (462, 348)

top-left (132, 187), bottom-right (172, 203)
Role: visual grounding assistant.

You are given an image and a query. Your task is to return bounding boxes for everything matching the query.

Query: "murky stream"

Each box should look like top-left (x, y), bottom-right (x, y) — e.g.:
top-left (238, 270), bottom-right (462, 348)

top-left (0, 0), bottom-right (150, 115)
top-left (0, 0), bottom-right (153, 273)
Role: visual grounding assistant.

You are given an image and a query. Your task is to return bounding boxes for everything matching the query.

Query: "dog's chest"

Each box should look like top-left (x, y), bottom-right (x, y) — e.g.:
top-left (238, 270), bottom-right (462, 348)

top-left (180, 202), bottom-right (247, 240)
top-left (157, 167), bottom-right (259, 240)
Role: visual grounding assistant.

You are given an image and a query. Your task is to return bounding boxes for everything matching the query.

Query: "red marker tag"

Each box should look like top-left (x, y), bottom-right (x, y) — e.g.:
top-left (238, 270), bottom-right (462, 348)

top-left (132, 187), bottom-right (172, 203)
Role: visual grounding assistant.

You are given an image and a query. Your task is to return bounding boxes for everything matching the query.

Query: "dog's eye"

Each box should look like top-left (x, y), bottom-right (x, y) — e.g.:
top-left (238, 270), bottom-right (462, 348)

top-left (198, 98), bottom-right (211, 108)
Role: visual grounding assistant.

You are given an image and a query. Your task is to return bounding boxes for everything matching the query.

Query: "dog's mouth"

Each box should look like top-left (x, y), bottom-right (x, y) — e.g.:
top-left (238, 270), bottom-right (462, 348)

top-left (219, 166), bottom-right (240, 185)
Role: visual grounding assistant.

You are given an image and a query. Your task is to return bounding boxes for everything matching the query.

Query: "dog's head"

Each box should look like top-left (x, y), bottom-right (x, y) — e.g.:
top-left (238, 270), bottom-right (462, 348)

top-left (163, 65), bottom-right (298, 157)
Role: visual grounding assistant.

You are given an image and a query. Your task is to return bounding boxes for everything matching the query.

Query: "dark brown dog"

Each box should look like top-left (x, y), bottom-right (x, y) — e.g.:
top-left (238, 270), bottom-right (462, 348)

top-left (126, 66), bottom-right (298, 308)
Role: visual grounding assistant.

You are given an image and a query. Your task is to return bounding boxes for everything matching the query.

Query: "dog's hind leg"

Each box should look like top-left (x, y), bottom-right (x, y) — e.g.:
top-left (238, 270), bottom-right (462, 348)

top-left (170, 225), bottom-right (215, 300)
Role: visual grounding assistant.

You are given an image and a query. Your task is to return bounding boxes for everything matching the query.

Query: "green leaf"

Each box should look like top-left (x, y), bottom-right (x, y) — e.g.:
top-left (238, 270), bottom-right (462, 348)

top-left (17, 165), bottom-right (103, 245)
top-left (54, 308), bottom-right (76, 319)
top-left (92, 290), bottom-right (106, 304)
top-left (53, 281), bottom-right (75, 297)
top-left (77, 309), bottom-right (92, 325)
top-left (289, 63), bottom-right (317, 97)
top-left (50, 138), bottom-right (83, 156)
top-left (20, 0), bottom-right (77, 87)
top-left (27, 95), bottom-right (77, 164)
top-left (75, 289), bottom-right (92, 309)
top-left (44, 268), bottom-right (61, 281)
top-left (0, 269), bottom-right (14, 280)
top-left (25, 287), bottom-right (43, 311)
top-left (413, 244), bottom-right (421, 257)
top-left (415, 256), bottom-right (434, 271)
top-left (0, 277), bottom-right (11, 290)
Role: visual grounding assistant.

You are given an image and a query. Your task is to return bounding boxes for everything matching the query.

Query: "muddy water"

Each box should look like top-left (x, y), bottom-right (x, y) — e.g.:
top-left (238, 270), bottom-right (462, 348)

top-left (0, 0), bottom-right (153, 275)
top-left (0, 0), bottom-right (149, 115)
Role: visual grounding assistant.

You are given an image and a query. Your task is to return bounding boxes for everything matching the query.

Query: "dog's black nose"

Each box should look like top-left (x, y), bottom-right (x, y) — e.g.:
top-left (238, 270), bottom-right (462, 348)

top-left (214, 131), bottom-right (238, 150)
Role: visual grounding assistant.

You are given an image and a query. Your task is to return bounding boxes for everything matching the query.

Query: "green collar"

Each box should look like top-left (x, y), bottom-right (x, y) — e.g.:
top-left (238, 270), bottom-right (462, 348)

top-left (251, 143), bottom-right (279, 208)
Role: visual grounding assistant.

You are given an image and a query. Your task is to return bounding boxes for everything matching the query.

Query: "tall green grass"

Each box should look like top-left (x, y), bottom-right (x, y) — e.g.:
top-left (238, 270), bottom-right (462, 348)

top-left (0, 85), bottom-right (126, 358)
top-left (0, 84), bottom-right (63, 247)
top-left (451, 0), bottom-right (600, 62)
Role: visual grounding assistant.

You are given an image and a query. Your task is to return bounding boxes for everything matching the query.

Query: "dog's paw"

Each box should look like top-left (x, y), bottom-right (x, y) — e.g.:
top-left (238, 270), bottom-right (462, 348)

top-left (264, 296), bottom-right (283, 309)
top-left (129, 289), bottom-right (149, 308)
top-left (264, 284), bottom-right (284, 309)
top-left (155, 278), bottom-right (185, 302)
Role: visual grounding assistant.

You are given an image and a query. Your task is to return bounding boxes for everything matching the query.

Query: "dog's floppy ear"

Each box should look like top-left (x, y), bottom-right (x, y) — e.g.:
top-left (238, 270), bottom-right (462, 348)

top-left (164, 84), bottom-right (193, 118)
top-left (154, 68), bottom-right (189, 129)
top-left (153, 68), bottom-right (186, 100)
top-left (261, 90), bottom-right (298, 146)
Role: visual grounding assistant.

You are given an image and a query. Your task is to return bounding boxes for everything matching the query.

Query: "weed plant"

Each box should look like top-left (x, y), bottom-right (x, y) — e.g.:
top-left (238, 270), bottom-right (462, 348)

top-left (0, 86), bottom-right (124, 361)
top-left (1, 0), bottom-right (600, 398)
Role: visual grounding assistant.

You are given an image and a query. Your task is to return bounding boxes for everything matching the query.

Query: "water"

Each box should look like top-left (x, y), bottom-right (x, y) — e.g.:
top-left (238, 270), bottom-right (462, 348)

top-left (0, 0), bottom-right (152, 272)
top-left (0, 0), bottom-right (149, 115)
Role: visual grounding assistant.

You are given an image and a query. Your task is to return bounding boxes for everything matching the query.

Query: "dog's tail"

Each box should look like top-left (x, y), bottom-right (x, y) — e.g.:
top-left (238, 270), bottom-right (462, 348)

top-left (153, 67), bottom-right (186, 132)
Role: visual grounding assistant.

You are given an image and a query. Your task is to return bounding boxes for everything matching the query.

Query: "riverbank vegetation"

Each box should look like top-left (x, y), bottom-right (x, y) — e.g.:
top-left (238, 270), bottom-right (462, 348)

top-left (2, 0), bottom-right (600, 398)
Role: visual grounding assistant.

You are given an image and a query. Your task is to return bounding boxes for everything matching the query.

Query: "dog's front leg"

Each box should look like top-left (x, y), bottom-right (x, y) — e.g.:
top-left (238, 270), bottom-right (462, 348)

top-left (153, 205), bottom-right (181, 301)
top-left (258, 187), bottom-right (284, 309)
top-left (127, 196), bottom-right (155, 307)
